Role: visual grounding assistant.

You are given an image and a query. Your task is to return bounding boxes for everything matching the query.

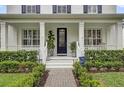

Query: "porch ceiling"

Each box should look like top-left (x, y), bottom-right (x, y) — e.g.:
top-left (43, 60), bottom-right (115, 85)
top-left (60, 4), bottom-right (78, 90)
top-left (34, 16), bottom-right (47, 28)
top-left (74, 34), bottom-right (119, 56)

top-left (0, 14), bottom-right (124, 20)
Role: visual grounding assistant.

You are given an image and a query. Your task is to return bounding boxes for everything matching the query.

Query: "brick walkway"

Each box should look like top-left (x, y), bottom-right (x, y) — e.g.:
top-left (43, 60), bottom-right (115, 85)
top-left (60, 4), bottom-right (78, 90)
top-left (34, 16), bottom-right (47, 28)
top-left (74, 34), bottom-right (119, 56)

top-left (44, 69), bottom-right (77, 87)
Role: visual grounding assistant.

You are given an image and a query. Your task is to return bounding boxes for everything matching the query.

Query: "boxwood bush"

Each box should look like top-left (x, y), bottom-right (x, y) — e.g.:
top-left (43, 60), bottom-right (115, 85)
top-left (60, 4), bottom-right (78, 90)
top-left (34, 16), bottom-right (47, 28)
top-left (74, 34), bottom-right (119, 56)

top-left (84, 61), bottom-right (124, 72)
top-left (7, 64), bottom-right (45, 87)
top-left (0, 61), bottom-right (38, 73)
top-left (0, 50), bottom-right (38, 62)
top-left (73, 62), bottom-right (100, 87)
top-left (85, 50), bottom-right (124, 62)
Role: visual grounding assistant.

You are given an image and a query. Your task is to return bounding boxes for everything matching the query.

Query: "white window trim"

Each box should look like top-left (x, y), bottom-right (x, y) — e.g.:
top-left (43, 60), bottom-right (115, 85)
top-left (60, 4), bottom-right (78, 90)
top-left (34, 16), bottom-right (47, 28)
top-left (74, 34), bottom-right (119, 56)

top-left (25, 5), bottom-right (37, 14)
top-left (84, 28), bottom-right (102, 46)
top-left (56, 5), bottom-right (68, 14)
top-left (88, 5), bottom-right (98, 14)
top-left (22, 28), bottom-right (40, 47)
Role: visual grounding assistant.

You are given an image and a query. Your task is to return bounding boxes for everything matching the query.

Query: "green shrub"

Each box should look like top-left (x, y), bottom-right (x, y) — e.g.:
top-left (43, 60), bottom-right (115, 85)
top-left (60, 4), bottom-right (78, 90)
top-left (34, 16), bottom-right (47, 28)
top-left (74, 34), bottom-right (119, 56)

top-left (0, 61), bottom-right (38, 73)
top-left (73, 61), bottom-right (87, 77)
top-left (84, 61), bottom-right (124, 71)
top-left (7, 64), bottom-right (45, 87)
top-left (0, 50), bottom-right (37, 62)
top-left (73, 62), bottom-right (100, 87)
top-left (85, 50), bottom-right (124, 62)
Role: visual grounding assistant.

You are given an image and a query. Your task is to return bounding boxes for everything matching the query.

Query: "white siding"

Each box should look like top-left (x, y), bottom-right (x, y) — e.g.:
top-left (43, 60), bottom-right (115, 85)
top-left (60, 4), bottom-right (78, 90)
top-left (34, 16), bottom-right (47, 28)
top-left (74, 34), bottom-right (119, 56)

top-left (71, 5), bottom-right (83, 14)
top-left (6, 5), bottom-right (117, 14)
top-left (102, 5), bottom-right (116, 14)
top-left (7, 5), bottom-right (21, 14)
top-left (40, 5), bottom-right (52, 14)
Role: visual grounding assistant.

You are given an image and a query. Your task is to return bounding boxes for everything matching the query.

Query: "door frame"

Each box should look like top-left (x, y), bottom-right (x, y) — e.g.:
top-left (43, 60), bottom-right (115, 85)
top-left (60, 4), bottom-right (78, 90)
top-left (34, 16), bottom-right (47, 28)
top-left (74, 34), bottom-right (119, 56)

top-left (57, 28), bottom-right (67, 55)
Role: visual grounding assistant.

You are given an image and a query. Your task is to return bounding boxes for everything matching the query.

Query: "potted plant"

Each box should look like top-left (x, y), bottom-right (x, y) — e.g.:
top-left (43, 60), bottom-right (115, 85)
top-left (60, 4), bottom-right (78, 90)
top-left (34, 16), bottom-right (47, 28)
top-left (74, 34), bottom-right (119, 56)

top-left (70, 41), bottom-right (76, 57)
top-left (47, 30), bottom-right (55, 56)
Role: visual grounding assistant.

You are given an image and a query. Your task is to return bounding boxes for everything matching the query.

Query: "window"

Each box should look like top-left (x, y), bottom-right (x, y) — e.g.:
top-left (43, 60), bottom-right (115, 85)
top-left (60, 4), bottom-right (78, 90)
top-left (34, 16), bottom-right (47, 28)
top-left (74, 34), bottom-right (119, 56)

top-left (53, 5), bottom-right (71, 13)
top-left (88, 5), bottom-right (98, 14)
top-left (22, 29), bottom-right (40, 46)
top-left (84, 29), bottom-right (102, 45)
top-left (22, 5), bottom-right (40, 14)
top-left (83, 5), bottom-right (102, 14)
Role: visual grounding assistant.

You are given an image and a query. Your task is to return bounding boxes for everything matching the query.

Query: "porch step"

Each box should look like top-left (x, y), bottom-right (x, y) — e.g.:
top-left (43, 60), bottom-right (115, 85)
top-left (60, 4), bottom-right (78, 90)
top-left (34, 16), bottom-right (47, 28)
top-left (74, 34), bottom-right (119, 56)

top-left (46, 57), bottom-right (77, 69)
top-left (48, 56), bottom-right (77, 60)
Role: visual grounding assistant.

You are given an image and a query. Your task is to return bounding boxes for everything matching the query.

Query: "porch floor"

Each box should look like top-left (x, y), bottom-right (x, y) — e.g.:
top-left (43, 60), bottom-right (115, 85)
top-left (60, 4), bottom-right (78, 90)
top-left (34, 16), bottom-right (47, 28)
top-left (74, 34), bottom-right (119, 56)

top-left (48, 56), bottom-right (77, 60)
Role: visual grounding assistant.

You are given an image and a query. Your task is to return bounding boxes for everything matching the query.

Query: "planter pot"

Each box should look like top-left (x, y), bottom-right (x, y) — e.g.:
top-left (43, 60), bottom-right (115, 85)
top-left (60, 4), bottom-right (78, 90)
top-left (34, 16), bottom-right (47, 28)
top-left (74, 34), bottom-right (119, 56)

top-left (72, 52), bottom-right (76, 57)
top-left (89, 67), bottom-right (97, 72)
top-left (48, 49), bottom-right (54, 57)
top-left (119, 68), bottom-right (124, 72)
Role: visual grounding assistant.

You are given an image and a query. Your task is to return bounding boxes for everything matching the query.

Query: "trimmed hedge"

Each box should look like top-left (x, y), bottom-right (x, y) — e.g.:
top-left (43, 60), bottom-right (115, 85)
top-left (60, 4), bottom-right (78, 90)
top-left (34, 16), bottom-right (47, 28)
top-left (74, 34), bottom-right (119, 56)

top-left (73, 62), bottom-right (100, 87)
top-left (85, 50), bottom-right (124, 62)
top-left (0, 50), bottom-right (38, 62)
top-left (7, 64), bottom-right (45, 87)
top-left (0, 61), bottom-right (38, 73)
top-left (84, 61), bottom-right (124, 72)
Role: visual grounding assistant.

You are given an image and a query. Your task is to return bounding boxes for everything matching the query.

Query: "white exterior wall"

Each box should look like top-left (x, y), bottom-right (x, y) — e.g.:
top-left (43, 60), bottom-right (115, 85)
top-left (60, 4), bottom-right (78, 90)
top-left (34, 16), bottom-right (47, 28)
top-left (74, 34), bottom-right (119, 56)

top-left (45, 23), bottom-right (78, 56)
top-left (8, 24), bottom-right (17, 50)
top-left (40, 5), bottom-right (52, 14)
top-left (7, 5), bottom-right (21, 14)
top-left (71, 5), bottom-right (83, 14)
top-left (102, 5), bottom-right (116, 14)
top-left (6, 5), bottom-right (116, 14)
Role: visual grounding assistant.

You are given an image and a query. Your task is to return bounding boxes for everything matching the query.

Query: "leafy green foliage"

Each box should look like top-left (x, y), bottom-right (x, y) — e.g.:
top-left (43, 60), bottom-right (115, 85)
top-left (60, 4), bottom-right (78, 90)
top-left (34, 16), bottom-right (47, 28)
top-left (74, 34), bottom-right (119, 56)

top-left (70, 41), bottom-right (76, 53)
top-left (85, 50), bottom-right (124, 62)
top-left (47, 30), bottom-right (55, 50)
top-left (0, 50), bottom-right (37, 62)
top-left (0, 61), bottom-right (37, 73)
top-left (84, 61), bottom-right (124, 71)
top-left (73, 62), bottom-right (100, 87)
top-left (0, 64), bottom-right (45, 87)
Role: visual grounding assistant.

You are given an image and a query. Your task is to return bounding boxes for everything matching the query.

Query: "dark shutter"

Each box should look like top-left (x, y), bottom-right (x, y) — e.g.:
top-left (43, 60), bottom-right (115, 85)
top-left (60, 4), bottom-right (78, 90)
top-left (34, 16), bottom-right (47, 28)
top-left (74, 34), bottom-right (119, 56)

top-left (98, 5), bottom-right (102, 13)
top-left (53, 5), bottom-right (57, 13)
top-left (83, 5), bottom-right (88, 13)
top-left (36, 5), bottom-right (40, 14)
top-left (22, 5), bottom-right (26, 14)
top-left (67, 5), bottom-right (71, 13)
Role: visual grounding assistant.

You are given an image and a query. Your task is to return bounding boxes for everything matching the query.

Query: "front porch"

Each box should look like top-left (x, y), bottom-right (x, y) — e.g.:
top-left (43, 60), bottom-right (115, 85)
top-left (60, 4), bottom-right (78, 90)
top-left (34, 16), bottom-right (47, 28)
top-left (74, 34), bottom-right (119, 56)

top-left (0, 18), bottom-right (123, 63)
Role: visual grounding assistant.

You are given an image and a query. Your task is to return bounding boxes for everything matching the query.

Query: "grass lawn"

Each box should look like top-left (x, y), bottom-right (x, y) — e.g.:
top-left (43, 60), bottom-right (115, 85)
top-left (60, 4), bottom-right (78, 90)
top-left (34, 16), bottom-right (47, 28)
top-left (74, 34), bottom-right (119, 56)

top-left (0, 73), bottom-right (30, 87)
top-left (92, 72), bottom-right (124, 87)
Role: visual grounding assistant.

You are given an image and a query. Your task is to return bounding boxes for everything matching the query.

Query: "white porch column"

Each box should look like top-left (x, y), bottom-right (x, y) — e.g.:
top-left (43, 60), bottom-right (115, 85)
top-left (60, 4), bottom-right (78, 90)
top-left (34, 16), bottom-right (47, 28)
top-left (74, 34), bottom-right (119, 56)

top-left (117, 22), bottom-right (123, 49)
top-left (0, 22), bottom-right (7, 51)
top-left (108, 24), bottom-right (117, 50)
top-left (40, 22), bottom-right (45, 64)
top-left (123, 22), bottom-right (124, 48)
top-left (78, 21), bottom-right (84, 56)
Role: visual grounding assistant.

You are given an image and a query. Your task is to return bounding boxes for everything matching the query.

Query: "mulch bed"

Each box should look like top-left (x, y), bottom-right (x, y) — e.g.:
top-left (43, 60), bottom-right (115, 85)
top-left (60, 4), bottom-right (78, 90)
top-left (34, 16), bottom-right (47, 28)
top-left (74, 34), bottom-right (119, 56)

top-left (36, 70), bottom-right (49, 87)
top-left (72, 70), bottom-right (80, 87)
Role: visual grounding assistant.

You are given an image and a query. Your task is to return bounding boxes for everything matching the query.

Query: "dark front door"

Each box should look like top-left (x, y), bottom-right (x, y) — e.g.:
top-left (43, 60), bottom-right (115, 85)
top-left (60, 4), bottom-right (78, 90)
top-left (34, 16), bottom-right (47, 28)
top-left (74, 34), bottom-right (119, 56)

top-left (57, 28), bottom-right (67, 54)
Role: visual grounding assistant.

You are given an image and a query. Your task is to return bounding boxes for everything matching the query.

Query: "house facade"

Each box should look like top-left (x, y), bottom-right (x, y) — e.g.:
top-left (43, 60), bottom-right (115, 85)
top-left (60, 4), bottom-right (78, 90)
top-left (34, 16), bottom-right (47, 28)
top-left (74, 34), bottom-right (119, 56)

top-left (0, 5), bottom-right (124, 63)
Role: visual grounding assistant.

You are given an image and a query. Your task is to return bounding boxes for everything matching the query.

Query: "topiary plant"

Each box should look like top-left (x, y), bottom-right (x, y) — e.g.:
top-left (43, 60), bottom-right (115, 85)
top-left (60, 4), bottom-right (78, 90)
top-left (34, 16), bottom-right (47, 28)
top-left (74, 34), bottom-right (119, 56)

top-left (47, 30), bottom-right (55, 56)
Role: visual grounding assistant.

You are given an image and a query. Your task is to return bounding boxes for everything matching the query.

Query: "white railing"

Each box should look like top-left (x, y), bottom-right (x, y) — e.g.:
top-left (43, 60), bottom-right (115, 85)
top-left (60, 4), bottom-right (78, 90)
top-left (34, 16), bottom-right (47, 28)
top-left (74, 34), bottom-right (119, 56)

top-left (84, 45), bottom-right (117, 50)
top-left (43, 42), bottom-right (48, 64)
top-left (76, 41), bottom-right (84, 58)
top-left (39, 42), bottom-right (48, 64)
top-left (7, 45), bottom-right (40, 51)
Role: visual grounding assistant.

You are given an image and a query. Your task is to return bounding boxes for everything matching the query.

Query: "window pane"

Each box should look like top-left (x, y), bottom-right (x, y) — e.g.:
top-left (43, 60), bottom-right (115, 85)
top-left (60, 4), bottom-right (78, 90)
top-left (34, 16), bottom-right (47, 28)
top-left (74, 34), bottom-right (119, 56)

top-left (27, 6), bottom-right (31, 13)
top-left (32, 6), bottom-right (36, 13)
top-left (58, 6), bottom-right (61, 13)
top-left (62, 5), bottom-right (66, 13)
top-left (23, 40), bottom-right (28, 45)
top-left (93, 30), bottom-right (96, 38)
